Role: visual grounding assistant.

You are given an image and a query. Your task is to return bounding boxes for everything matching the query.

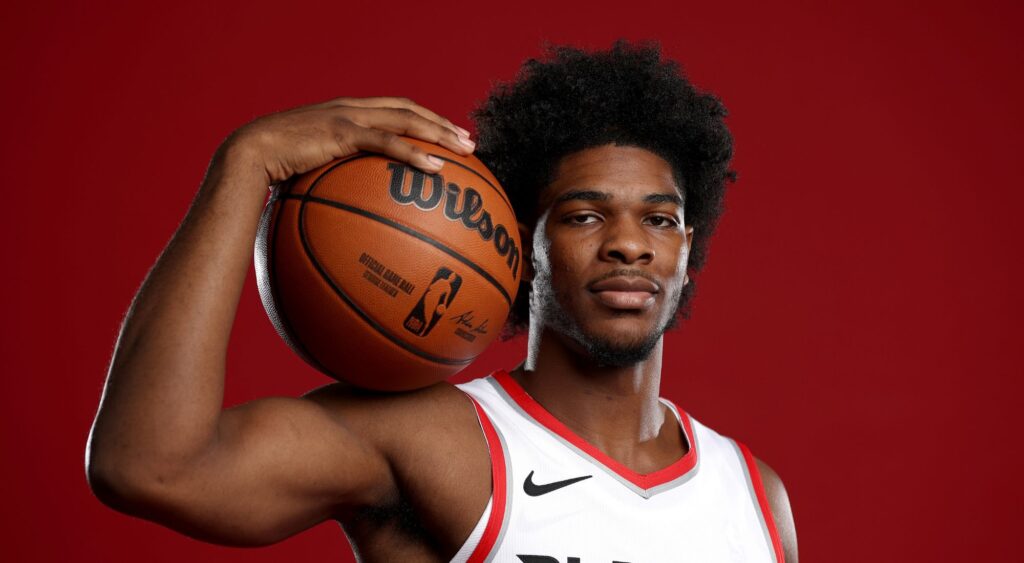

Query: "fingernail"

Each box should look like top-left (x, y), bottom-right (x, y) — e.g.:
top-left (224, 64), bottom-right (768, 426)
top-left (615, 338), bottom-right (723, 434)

top-left (458, 135), bottom-right (476, 150)
top-left (426, 155), bottom-right (444, 169)
top-left (455, 125), bottom-right (471, 137)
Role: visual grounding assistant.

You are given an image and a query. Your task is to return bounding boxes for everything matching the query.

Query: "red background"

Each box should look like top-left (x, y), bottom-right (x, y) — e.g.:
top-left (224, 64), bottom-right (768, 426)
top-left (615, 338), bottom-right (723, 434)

top-left (3, 0), bottom-right (1021, 561)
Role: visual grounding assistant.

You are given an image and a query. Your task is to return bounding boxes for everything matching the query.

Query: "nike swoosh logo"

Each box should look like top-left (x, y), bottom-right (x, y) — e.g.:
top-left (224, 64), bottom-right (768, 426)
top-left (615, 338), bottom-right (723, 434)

top-left (523, 470), bottom-right (593, 496)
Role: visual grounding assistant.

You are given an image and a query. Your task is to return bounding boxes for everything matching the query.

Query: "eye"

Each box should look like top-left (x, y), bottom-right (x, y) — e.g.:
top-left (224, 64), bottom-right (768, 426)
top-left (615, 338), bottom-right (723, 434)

top-left (644, 215), bottom-right (680, 228)
top-left (565, 213), bottom-right (601, 226)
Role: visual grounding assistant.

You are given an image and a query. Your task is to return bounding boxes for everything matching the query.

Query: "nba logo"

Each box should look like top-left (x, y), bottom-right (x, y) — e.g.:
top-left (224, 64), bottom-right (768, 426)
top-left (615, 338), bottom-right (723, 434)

top-left (404, 267), bottom-right (463, 337)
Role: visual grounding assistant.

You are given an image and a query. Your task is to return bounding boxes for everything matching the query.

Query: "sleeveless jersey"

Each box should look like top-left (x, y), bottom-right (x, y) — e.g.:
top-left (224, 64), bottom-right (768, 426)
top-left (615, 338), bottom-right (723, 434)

top-left (450, 370), bottom-right (784, 563)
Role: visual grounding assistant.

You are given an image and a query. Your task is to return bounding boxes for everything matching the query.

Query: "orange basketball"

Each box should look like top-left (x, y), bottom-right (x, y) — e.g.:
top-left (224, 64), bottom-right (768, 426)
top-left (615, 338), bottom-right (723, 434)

top-left (254, 138), bottom-right (522, 391)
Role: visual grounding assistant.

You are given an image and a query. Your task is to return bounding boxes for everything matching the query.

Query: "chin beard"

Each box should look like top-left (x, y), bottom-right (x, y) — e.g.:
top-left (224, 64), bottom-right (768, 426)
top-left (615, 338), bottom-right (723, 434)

top-left (531, 286), bottom-right (681, 368)
top-left (577, 329), bottom-right (663, 368)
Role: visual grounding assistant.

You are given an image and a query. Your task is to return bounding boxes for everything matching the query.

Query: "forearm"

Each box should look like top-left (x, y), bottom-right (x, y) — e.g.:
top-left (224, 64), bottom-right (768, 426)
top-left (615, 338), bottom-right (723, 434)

top-left (88, 143), bottom-right (268, 481)
top-left (85, 96), bottom-right (473, 507)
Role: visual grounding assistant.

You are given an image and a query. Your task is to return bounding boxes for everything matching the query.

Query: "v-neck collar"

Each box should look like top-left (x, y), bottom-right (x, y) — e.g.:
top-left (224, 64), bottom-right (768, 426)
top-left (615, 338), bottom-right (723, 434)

top-left (489, 370), bottom-right (700, 497)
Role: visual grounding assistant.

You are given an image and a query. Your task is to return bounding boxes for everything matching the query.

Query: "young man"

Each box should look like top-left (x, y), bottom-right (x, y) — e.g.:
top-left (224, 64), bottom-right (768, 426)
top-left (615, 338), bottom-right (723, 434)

top-left (87, 42), bottom-right (797, 562)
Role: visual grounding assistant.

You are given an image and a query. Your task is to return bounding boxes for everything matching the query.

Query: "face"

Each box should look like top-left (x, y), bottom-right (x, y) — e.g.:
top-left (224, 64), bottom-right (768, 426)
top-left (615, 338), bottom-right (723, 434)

top-left (526, 144), bottom-right (694, 367)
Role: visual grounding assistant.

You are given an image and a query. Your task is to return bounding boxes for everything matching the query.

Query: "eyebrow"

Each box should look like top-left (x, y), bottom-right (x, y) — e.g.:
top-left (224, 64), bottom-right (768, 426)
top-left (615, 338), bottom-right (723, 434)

top-left (643, 193), bottom-right (684, 206)
top-left (555, 190), bottom-right (610, 203)
top-left (554, 189), bottom-right (683, 206)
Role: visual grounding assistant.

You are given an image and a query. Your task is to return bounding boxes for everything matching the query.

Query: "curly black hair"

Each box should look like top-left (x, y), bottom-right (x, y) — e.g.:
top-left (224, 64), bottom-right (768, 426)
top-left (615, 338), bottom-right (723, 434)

top-left (472, 40), bottom-right (737, 338)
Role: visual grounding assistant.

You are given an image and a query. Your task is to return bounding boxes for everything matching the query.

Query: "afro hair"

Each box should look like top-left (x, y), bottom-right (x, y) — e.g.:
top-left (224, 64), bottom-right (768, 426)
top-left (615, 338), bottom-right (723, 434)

top-left (472, 40), bottom-right (737, 337)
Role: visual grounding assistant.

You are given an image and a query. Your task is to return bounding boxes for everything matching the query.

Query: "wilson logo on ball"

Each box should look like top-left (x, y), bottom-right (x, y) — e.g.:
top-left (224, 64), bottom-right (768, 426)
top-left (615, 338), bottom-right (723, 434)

top-left (403, 267), bottom-right (463, 337)
top-left (387, 163), bottom-right (520, 279)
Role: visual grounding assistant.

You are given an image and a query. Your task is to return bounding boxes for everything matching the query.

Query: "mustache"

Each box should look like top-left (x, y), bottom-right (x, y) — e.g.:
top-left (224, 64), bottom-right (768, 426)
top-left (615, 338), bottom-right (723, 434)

top-left (587, 268), bottom-right (661, 288)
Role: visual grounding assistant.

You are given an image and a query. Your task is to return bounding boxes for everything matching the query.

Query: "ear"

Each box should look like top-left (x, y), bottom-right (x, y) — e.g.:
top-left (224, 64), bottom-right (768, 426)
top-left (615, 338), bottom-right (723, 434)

top-left (684, 225), bottom-right (695, 287)
top-left (517, 221), bottom-right (535, 284)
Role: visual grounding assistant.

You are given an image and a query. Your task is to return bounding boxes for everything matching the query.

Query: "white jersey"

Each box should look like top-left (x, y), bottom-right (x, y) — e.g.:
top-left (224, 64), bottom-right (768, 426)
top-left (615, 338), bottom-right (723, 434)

top-left (451, 371), bottom-right (784, 563)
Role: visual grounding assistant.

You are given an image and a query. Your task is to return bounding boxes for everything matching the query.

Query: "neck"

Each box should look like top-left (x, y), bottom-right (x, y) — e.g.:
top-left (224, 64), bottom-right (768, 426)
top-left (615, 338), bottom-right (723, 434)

top-left (512, 322), bottom-right (669, 461)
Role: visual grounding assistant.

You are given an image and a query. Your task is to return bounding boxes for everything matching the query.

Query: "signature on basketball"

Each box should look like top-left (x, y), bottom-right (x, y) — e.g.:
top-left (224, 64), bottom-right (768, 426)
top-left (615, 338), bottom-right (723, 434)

top-left (449, 311), bottom-right (489, 335)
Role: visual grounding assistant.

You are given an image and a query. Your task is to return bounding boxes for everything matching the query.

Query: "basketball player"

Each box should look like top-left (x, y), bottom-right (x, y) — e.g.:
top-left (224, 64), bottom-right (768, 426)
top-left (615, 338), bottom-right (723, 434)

top-left (87, 42), bottom-right (798, 561)
top-left (422, 272), bottom-right (458, 333)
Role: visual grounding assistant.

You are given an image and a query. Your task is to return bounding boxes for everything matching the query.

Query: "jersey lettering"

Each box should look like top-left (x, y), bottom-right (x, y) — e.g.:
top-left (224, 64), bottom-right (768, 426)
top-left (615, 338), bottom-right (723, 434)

top-left (517, 556), bottom-right (632, 563)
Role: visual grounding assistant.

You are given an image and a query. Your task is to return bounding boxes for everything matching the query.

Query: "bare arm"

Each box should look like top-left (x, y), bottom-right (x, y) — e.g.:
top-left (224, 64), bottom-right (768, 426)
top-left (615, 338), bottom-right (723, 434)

top-left (85, 97), bottom-right (476, 545)
top-left (756, 457), bottom-right (798, 563)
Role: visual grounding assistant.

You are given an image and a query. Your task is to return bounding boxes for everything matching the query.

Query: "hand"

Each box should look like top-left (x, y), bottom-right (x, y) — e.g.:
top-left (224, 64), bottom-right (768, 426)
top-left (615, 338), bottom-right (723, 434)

top-left (220, 96), bottom-right (476, 186)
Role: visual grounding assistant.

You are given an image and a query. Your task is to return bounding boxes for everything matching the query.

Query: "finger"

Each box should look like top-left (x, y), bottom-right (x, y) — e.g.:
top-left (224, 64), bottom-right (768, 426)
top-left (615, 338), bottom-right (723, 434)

top-left (350, 126), bottom-right (445, 173)
top-left (334, 96), bottom-right (471, 138)
top-left (389, 99), bottom-right (472, 139)
top-left (349, 107), bottom-right (475, 156)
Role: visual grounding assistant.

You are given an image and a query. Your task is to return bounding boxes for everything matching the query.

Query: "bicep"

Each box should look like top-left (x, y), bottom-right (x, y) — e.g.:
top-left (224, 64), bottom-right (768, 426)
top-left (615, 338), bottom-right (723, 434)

top-left (137, 396), bottom-right (393, 546)
top-left (755, 457), bottom-right (798, 563)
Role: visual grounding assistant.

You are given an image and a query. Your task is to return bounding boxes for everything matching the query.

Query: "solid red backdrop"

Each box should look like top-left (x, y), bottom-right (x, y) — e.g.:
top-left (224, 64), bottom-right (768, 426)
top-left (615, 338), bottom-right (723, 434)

top-left (2, 0), bottom-right (1021, 561)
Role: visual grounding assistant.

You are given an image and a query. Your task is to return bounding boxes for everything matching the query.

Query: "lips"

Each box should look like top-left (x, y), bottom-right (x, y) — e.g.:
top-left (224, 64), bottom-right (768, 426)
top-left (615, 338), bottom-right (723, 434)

top-left (588, 276), bottom-right (660, 310)
top-left (589, 277), bottom-right (660, 293)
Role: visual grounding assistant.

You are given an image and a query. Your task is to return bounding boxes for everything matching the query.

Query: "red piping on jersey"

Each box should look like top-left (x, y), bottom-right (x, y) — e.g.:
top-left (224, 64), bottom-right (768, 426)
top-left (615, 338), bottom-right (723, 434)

top-left (466, 397), bottom-right (507, 563)
top-left (737, 441), bottom-right (785, 563)
top-left (492, 370), bottom-right (698, 491)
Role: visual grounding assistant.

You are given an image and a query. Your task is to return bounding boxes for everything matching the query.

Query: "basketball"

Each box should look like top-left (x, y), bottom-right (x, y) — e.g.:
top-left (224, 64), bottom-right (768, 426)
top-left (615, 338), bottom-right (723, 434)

top-left (254, 138), bottom-right (522, 391)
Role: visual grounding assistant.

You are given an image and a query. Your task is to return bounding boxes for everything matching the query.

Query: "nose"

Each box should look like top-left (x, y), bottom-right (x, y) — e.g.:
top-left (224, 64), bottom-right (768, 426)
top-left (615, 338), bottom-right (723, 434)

top-left (599, 218), bottom-right (654, 264)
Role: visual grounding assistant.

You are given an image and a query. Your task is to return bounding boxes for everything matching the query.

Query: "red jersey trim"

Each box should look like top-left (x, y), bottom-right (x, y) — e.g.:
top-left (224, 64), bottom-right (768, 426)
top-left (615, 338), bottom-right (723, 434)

top-left (466, 396), bottom-right (507, 563)
top-left (737, 442), bottom-right (786, 563)
top-left (492, 369), bottom-right (698, 490)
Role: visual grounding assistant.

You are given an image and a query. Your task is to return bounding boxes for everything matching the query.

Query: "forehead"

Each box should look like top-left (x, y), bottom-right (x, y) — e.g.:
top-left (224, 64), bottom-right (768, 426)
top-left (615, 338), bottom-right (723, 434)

top-left (539, 144), bottom-right (682, 209)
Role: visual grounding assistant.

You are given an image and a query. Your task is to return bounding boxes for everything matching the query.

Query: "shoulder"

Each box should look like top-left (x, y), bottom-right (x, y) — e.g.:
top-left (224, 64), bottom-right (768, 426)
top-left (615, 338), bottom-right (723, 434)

top-left (301, 380), bottom-right (484, 452)
top-left (298, 380), bottom-right (493, 538)
top-left (300, 380), bottom-right (491, 489)
top-left (678, 414), bottom-right (798, 562)
top-left (754, 457), bottom-right (799, 563)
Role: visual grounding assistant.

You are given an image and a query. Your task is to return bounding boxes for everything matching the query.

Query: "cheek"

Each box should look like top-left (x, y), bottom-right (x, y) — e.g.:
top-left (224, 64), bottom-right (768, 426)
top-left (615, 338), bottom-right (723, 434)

top-left (530, 221), bottom-right (553, 276)
top-left (661, 244), bottom-right (689, 299)
top-left (675, 245), bottom-right (689, 275)
top-left (536, 221), bottom-right (589, 279)
top-left (660, 235), bottom-right (688, 273)
top-left (548, 237), bottom-right (594, 279)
